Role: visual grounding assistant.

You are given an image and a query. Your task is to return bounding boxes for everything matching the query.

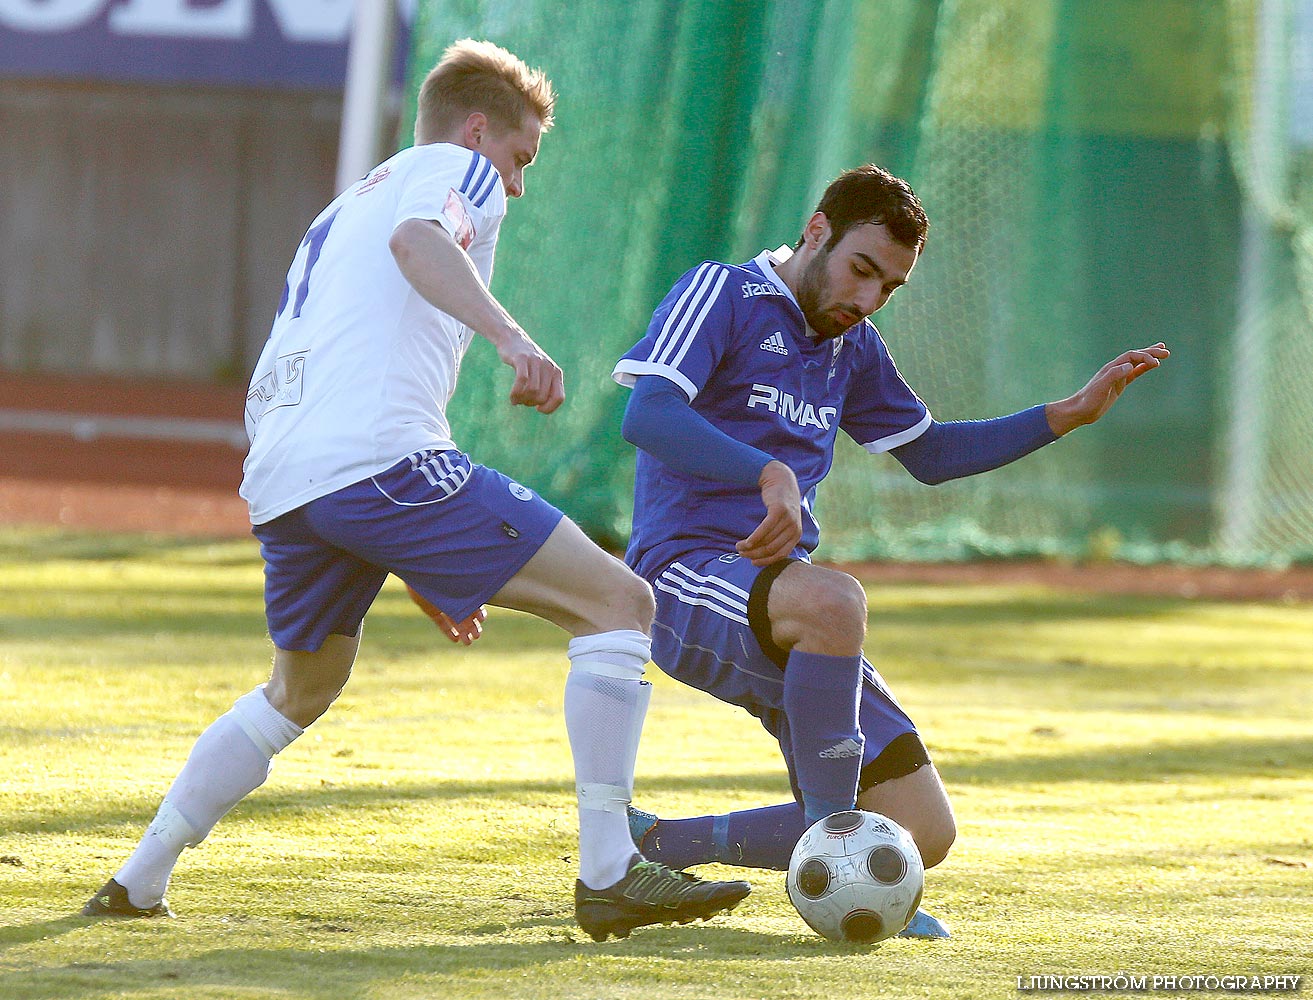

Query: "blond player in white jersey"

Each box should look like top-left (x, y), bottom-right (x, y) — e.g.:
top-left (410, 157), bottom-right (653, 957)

top-left (82, 39), bottom-right (749, 942)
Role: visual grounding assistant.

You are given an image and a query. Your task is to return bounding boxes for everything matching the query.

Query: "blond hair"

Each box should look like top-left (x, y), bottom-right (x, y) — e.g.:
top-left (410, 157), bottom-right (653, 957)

top-left (414, 39), bottom-right (556, 143)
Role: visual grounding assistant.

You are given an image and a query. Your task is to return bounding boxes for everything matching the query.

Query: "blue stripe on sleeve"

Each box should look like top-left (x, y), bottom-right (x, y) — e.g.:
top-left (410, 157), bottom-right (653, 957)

top-left (471, 167), bottom-right (499, 207)
top-left (461, 155), bottom-right (493, 199)
top-left (459, 151), bottom-right (481, 192)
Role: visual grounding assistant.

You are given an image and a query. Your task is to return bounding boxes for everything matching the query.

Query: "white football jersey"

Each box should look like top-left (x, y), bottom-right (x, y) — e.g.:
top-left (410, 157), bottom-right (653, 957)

top-left (240, 142), bottom-right (506, 525)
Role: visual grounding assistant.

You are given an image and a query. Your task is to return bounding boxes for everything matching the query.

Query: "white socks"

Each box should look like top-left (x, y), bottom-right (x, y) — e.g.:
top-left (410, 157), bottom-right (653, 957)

top-left (564, 629), bottom-right (652, 890)
top-left (116, 635), bottom-right (653, 905)
top-left (115, 686), bottom-right (302, 908)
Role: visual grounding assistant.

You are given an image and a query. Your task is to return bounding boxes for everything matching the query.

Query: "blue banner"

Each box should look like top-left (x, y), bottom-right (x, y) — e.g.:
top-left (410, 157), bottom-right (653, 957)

top-left (0, 0), bottom-right (411, 90)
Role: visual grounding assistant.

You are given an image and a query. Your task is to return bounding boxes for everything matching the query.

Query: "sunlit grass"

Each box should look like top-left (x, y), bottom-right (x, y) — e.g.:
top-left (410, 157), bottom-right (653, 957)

top-left (1, 529), bottom-right (1310, 999)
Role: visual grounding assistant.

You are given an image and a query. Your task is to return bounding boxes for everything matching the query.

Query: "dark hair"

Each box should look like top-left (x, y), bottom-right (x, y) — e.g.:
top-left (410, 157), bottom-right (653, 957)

top-left (806, 164), bottom-right (928, 253)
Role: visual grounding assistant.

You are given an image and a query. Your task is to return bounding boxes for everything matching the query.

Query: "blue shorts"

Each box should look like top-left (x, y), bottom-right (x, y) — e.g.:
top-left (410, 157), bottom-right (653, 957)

top-left (648, 550), bottom-right (926, 795)
top-left (252, 450), bottom-right (564, 652)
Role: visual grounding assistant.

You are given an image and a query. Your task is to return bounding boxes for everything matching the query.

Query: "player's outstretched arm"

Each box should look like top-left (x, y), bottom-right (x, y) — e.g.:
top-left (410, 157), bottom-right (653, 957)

top-left (389, 218), bottom-right (564, 413)
top-left (890, 343), bottom-right (1169, 484)
top-left (1045, 343), bottom-right (1169, 436)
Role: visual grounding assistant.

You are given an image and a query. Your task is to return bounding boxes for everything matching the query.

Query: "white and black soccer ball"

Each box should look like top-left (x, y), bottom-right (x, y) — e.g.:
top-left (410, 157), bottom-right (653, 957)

top-left (787, 809), bottom-right (924, 943)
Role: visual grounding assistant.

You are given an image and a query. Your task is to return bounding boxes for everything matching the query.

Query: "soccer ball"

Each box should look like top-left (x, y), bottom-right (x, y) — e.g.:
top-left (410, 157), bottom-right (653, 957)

top-left (787, 810), bottom-right (924, 943)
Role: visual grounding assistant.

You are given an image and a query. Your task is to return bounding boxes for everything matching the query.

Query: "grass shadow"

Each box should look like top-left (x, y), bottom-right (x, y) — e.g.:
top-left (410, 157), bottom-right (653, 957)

top-left (14, 731), bottom-right (1310, 842)
top-left (0, 927), bottom-right (885, 1000)
top-left (3, 772), bottom-right (795, 838)
top-left (0, 916), bottom-right (92, 952)
top-left (943, 734), bottom-right (1313, 786)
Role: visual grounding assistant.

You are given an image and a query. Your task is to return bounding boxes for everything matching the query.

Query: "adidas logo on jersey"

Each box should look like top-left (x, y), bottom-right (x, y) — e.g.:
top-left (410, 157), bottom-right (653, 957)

top-left (819, 738), bottom-right (863, 759)
top-left (759, 331), bottom-right (789, 355)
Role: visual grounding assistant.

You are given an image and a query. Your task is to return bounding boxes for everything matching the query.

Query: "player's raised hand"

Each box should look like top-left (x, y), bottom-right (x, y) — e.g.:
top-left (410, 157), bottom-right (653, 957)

top-left (406, 584), bottom-right (488, 644)
top-left (737, 460), bottom-right (803, 566)
top-left (498, 329), bottom-right (565, 413)
top-left (1045, 342), bottom-right (1170, 435)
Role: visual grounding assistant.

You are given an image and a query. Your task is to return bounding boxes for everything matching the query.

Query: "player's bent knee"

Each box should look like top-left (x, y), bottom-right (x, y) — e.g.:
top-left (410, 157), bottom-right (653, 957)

top-left (577, 563), bottom-right (654, 636)
top-left (268, 636), bottom-right (356, 728)
top-left (625, 572), bottom-right (656, 631)
top-left (856, 735), bottom-right (954, 867)
top-left (603, 557), bottom-right (654, 620)
top-left (784, 570), bottom-right (867, 652)
top-left (266, 686), bottom-right (336, 730)
top-left (829, 573), bottom-right (869, 639)
top-left (915, 814), bottom-right (956, 869)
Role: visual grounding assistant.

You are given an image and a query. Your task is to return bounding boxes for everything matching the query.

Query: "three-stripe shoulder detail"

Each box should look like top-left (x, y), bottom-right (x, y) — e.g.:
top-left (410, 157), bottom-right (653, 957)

top-left (646, 263), bottom-right (731, 368)
top-left (458, 151), bottom-right (500, 209)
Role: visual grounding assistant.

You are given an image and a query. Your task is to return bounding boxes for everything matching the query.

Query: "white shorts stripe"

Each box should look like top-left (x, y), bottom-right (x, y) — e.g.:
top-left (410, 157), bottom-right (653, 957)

top-left (654, 578), bottom-right (751, 626)
top-left (661, 575), bottom-right (748, 617)
top-left (666, 561), bottom-right (751, 602)
top-left (656, 565), bottom-right (750, 625)
top-left (383, 450), bottom-right (472, 505)
top-left (425, 452), bottom-right (466, 496)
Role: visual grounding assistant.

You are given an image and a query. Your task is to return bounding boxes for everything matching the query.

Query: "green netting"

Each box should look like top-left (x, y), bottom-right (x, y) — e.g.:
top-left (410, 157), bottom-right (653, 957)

top-left (407, 0), bottom-right (1312, 566)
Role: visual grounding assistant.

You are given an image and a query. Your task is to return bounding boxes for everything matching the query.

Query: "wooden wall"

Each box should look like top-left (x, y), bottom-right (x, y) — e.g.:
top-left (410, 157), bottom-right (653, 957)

top-left (0, 80), bottom-right (342, 383)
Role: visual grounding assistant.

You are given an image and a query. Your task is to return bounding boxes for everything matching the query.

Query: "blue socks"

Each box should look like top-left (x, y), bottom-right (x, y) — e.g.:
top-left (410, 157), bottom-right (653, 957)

top-left (782, 649), bottom-right (864, 825)
top-left (632, 650), bottom-right (863, 870)
top-left (637, 802), bottom-right (808, 871)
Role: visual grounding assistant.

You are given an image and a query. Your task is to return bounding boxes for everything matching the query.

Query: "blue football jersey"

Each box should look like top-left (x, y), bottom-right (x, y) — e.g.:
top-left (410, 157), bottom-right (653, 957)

top-left (613, 248), bottom-right (932, 580)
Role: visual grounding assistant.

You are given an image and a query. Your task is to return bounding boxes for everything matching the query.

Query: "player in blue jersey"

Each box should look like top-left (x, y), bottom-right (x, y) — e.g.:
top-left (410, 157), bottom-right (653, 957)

top-left (80, 39), bottom-right (749, 942)
top-left (612, 164), bottom-right (1169, 939)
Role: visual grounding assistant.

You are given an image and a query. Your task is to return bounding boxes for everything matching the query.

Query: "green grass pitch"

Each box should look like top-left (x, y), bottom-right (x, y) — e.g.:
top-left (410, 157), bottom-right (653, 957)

top-left (0, 528), bottom-right (1310, 999)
